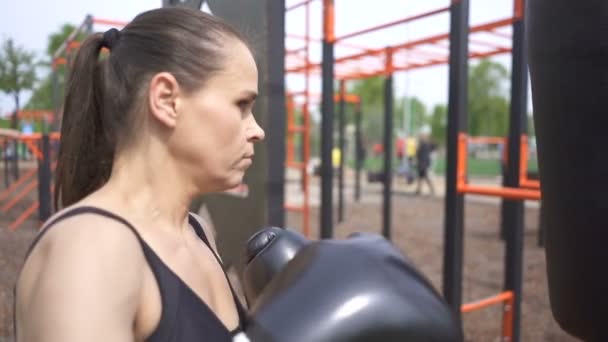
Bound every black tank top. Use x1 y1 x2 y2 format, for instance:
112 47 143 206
15 206 248 342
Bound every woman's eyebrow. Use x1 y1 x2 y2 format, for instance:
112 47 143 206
240 90 258 101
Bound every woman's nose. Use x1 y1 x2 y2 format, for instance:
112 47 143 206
248 115 265 142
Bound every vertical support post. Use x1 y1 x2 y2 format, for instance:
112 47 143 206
302 103 311 236
354 102 362 202
51 67 60 131
12 138 19 181
38 134 51 222
338 80 346 223
267 0 286 228
3 139 8 188
382 48 394 240
504 1 527 340
320 0 335 238
443 0 469 320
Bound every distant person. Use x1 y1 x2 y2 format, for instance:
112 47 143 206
415 128 437 195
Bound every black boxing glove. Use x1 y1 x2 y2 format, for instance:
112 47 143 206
234 232 463 342
240 227 309 305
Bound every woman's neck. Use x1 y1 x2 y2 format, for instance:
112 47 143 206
93 147 196 232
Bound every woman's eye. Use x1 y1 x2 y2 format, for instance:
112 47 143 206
237 100 250 111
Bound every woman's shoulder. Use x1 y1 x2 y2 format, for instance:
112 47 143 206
15 205 147 341
25 205 148 277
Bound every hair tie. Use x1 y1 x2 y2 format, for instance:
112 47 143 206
101 28 120 50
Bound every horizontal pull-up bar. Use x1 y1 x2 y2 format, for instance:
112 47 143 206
334 6 450 42
457 133 541 201
288 16 516 76
92 18 128 27
458 183 541 201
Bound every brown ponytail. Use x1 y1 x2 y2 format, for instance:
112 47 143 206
54 33 113 209
54 7 249 210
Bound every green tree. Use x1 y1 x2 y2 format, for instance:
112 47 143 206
399 96 428 135
430 104 447 145
349 77 429 144
0 38 38 128
468 59 509 137
25 23 77 110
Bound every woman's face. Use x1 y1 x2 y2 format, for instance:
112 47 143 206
170 39 264 193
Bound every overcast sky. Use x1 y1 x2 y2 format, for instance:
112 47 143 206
0 0 529 122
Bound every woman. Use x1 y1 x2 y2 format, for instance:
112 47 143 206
14 7 264 342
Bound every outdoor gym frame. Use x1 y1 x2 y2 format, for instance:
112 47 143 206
286 0 533 340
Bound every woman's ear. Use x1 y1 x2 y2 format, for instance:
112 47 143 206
148 72 180 128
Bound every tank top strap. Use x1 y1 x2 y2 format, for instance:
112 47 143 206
187 214 249 328
23 206 148 262
17 206 182 342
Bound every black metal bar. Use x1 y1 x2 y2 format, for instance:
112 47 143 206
38 134 52 222
51 69 60 131
3 140 8 188
503 3 527 340
354 104 362 202
12 139 19 181
320 0 335 239
266 0 286 227
442 0 469 320
338 80 345 223
382 69 393 240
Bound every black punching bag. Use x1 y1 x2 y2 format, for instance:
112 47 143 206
527 1 608 341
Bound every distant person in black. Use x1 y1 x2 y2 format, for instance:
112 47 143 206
415 129 437 195
14 8 264 342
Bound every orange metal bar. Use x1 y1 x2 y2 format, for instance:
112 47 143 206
22 139 43 160
458 184 541 201
458 133 468 185
52 17 88 59
52 57 67 69
461 291 514 340
519 135 528 187
334 93 361 103
521 179 540 189
457 133 540 200
0 168 37 202
14 110 53 120
287 91 361 105
285 204 306 213
337 44 511 80
288 125 306 133
468 136 505 145
323 0 335 43
92 18 128 27
385 47 394 74
286 161 306 169
335 6 450 42
9 201 39 231
289 17 516 76
519 135 540 189
67 40 81 52
1 180 38 212
514 0 524 20
461 291 513 313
